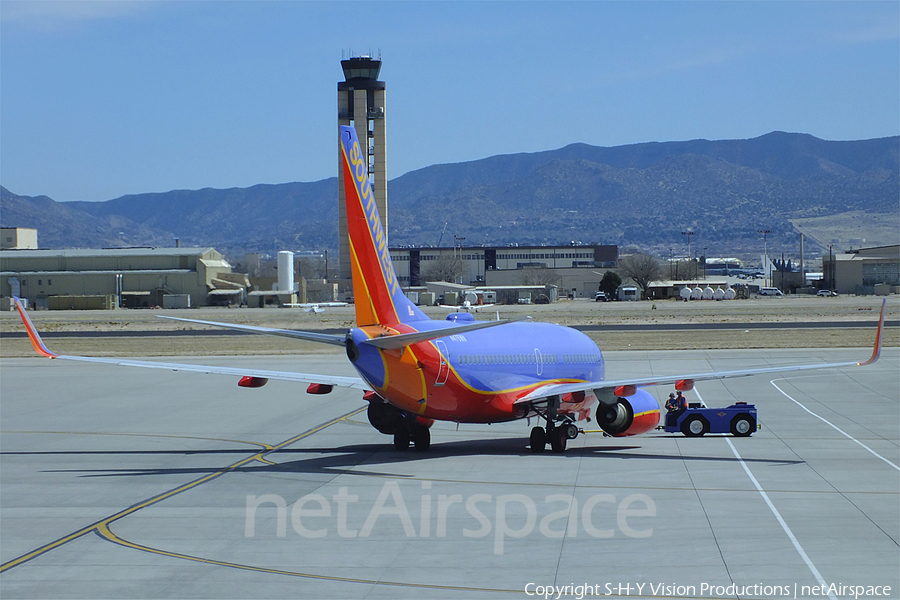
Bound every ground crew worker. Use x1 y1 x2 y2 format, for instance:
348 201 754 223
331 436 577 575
665 393 679 427
665 393 678 412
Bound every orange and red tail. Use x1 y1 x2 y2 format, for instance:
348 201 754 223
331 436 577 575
339 126 429 327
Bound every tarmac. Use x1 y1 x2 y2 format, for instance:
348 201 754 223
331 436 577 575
1 348 898 599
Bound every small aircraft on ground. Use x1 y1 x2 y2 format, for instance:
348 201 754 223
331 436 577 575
284 302 348 313
14 126 885 453
439 299 495 313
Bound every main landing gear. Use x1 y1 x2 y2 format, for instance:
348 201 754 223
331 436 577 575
529 396 580 453
393 423 431 452
366 399 432 452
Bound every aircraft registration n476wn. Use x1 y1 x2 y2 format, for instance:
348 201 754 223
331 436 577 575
14 126 886 453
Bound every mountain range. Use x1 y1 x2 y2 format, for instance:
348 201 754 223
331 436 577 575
2 131 897 260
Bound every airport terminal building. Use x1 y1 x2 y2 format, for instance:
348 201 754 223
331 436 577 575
389 244 618 298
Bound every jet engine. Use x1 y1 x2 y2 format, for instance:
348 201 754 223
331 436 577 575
594 388 660 437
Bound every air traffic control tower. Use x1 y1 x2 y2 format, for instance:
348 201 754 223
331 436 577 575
338 55 386 291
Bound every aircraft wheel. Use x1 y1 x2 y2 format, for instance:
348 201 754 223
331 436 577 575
681 415 709 437
393 425 410 450
549 427 567 453
530 426 546 453
730 414 755 437
413 426 431 452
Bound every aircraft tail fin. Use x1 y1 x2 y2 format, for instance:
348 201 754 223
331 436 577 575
339 126 429 327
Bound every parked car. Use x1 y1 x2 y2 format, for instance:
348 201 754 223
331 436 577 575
759 287 783 296
594 291 609 302
817 289 838 297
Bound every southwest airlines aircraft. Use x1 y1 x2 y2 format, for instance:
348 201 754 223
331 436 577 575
14 126 885 454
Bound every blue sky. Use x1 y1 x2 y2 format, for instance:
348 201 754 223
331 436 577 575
1 1 897 202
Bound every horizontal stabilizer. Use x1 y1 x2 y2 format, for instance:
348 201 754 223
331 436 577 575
158 316 346 346
361 319 516 350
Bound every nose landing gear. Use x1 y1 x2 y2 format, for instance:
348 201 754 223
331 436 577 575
529 396 580 454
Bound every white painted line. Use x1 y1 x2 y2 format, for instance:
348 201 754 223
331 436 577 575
693 386 837 600
770 378 900 472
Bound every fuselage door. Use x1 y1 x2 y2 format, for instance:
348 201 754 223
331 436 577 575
435 340 450 387
534 348 543 377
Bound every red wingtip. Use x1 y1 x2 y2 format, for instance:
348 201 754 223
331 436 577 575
858 299 886 366
13 298 57 358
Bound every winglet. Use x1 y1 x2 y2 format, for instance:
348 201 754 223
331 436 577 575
13 297 57 358
857 299 886 366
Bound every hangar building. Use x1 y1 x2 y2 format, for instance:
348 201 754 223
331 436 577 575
822 245 900 295
1 247 243 309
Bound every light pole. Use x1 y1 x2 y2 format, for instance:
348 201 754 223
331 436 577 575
453 236 466 283
453 236 466 258
758 229 772 287
681 231 695 280
702 247 707 280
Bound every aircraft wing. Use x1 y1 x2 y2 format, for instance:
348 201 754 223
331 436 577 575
516 299 885 405
12 298 368 390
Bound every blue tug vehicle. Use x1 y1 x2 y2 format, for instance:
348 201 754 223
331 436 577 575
663 402 758 437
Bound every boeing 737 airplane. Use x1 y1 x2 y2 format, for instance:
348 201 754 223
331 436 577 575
14 126 885 453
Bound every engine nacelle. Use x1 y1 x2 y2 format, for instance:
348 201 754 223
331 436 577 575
595 388 660 437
